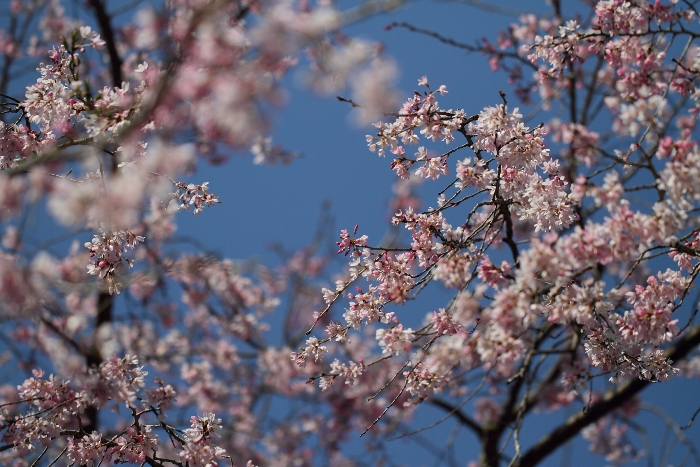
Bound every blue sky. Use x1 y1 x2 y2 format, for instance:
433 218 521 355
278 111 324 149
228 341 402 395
183 0 551 262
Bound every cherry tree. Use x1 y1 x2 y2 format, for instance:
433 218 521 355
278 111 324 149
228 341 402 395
0 0 700 466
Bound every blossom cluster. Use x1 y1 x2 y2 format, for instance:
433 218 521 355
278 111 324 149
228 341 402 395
85 228 145 294
366 80 465 179
4 370 81 454
179 414 228 467
0 357 233 467
171 181 221 215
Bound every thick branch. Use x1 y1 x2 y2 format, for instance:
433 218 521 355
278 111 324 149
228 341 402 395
430 398 484 436
83 291 113 434
87 0 123 86
517 323 700 467
500 202 519 265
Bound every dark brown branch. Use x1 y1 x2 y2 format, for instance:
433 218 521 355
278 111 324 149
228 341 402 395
386 21 479 52
87 0 123 86
83 291 113 435
430 397 484 436
500 202 519 264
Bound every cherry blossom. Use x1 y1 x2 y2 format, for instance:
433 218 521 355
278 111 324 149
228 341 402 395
2 1 700 467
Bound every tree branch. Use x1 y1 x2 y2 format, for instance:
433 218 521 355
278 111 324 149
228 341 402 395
430 397 484 436
517 323 700 467
87 0 123 86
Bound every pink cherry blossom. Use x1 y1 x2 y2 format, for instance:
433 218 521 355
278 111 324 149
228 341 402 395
3 2 700 467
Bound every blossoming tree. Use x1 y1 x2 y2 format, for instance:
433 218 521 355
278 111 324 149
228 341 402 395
0 0 699 466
